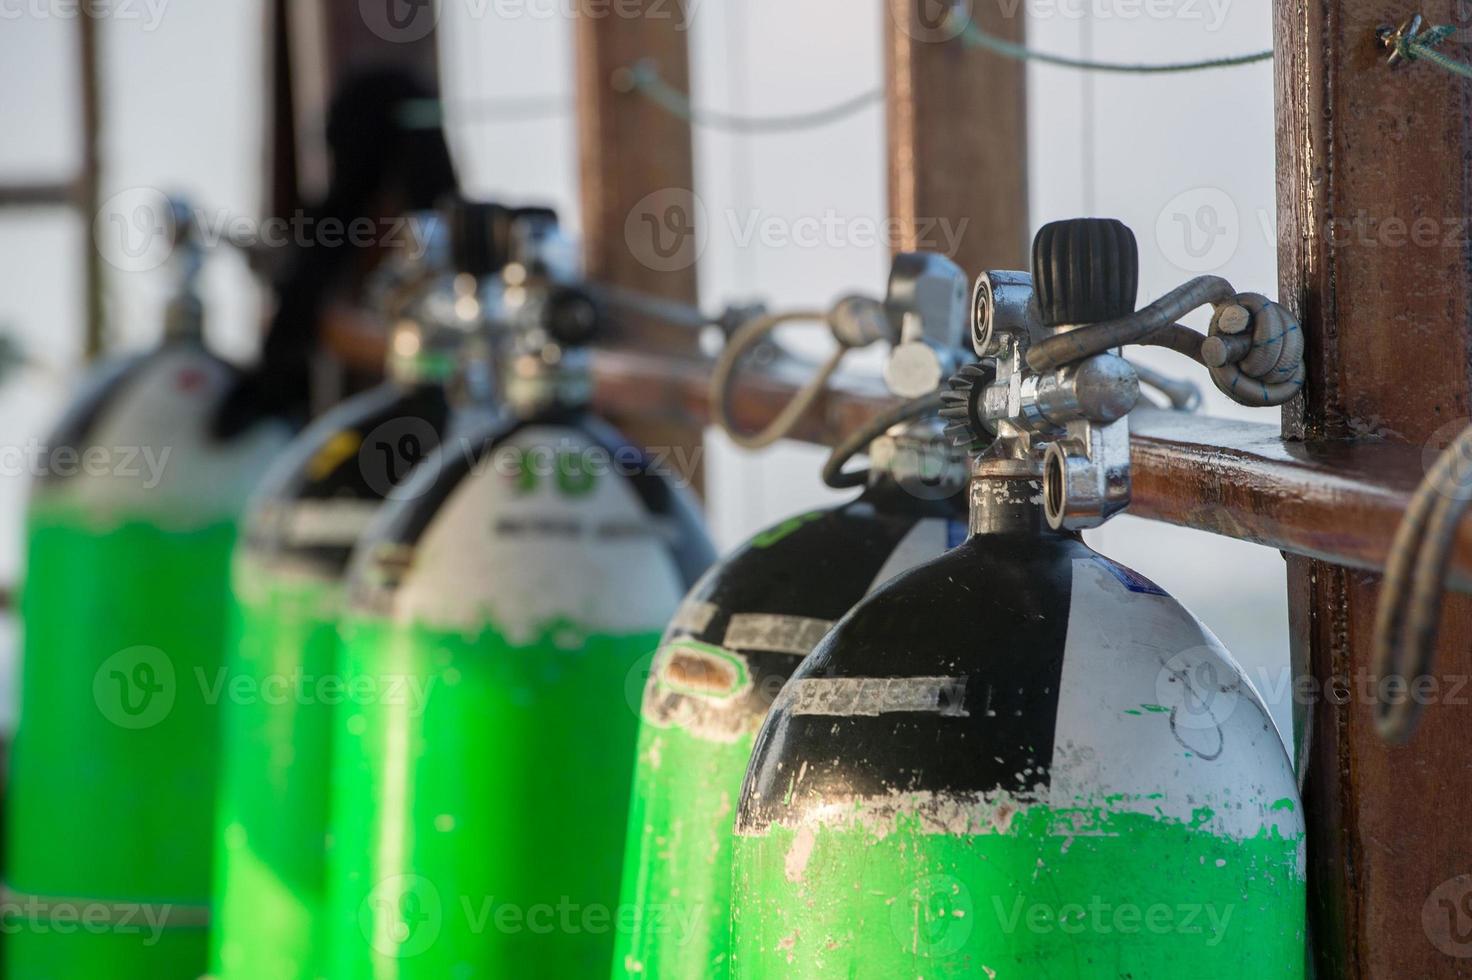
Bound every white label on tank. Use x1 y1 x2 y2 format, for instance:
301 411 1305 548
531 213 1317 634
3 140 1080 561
1046 557 1303 846
668 599 719 635
278 499 383 547
723 614 833 656
46 348 289 526
394 425 686 642
787 676 970 718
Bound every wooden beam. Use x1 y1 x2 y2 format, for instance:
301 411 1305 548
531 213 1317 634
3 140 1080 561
278 1 442 205
591 349 1472 590
264 0 298 223
0 182 76 210
885 0 1029 274
77 5 103 358
1276 1 1472 974
574 7 704 494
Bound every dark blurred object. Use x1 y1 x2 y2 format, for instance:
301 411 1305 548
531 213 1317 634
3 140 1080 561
214 65 458 438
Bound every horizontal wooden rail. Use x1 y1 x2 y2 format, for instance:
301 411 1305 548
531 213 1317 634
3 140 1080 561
591 347 1472 591
0 181 78 210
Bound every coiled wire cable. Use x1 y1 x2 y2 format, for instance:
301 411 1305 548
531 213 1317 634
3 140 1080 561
710 299 893 450
1373 423 1472 742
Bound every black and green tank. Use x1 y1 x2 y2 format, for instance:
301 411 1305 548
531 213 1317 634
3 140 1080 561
613 249 977 979
730 483 1306 978
209 383 452 979
208 201 508 980
613 481 965 978
729 223 1306 979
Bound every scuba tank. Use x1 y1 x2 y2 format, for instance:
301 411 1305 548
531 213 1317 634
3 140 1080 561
5 202 290 979
730 219 1306 978
208 200 507 979
613 253 975 979
326 207 715 977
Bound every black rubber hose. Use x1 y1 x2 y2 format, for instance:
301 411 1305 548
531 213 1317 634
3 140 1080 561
821 390 947 490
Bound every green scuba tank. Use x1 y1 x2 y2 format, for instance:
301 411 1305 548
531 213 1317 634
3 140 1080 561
208 201 510 979
730 220 1306 978
325 207 716 977
5 208 290 979
612 253 974 978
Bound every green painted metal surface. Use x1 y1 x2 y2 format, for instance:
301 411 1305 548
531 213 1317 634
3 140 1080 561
6 507 238 979
325 613 660 977
616 704 754 976
209 559 339 979
731 802 1306 978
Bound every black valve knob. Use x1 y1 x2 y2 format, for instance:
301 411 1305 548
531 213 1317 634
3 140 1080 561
1031 218 1138 327
448 199 514 278
544 286 601 347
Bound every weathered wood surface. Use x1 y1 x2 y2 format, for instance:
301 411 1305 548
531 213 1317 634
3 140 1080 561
574 7 705 492
1276 0 1472 974
885 0 1029 275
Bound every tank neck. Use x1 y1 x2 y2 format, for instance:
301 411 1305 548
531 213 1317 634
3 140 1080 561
162 293 205 344
866 417 969 500
968 474 1047 536
385 342 455 387
503 348 592 421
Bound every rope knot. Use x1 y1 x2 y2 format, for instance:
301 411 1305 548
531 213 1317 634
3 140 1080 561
1379 15 1469 77
1202 294 1306 408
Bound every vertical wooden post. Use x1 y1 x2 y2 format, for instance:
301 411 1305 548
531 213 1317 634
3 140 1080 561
78 4 103 358
1276 1 1472 974
264 0 299 223
885 0 1029 274
574 8 705 494
273 0 442 208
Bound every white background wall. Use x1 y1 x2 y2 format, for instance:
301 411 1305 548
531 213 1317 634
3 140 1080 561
0 0 1291 736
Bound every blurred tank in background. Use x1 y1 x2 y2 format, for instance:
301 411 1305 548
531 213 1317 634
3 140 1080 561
325 207 715 977
5 204 293 979
209 199 512 980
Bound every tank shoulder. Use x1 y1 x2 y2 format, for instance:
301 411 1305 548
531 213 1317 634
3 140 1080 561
678 501 960 629
239 384 454 570
251 384 452 506
739 537 1300 846
343 414 694 639
563 414 716 587
40 352 150 459
31 343 289 522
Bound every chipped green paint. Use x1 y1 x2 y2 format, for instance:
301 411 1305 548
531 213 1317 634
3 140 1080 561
7 508 240 979
210 561 341 979
612 634 777 978
749 512 823 550
656 640 752 701
614 722 753 977
326 613 659 978
731 803 1306 979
